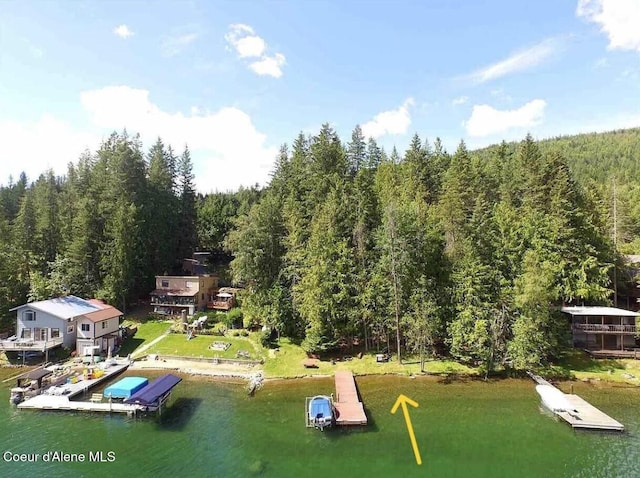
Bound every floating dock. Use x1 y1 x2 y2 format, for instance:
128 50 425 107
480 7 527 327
334 371 367 426
527 372 624 431
16 394 138 414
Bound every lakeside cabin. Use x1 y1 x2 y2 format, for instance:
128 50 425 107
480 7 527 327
562 306 640 358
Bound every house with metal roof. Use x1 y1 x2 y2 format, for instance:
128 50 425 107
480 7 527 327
0 296 123 359
562 306 640 358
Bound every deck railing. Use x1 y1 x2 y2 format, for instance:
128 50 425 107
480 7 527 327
573 323 638 333
0 336 64 351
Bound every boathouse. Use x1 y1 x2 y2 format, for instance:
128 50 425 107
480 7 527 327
562 306 640 358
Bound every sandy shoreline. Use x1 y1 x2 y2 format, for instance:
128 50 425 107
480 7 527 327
128 357 260 379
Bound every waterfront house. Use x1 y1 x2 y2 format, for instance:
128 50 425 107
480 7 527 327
75 299 123 356
0 296 123 359
562 306 640 358
150 275 218 316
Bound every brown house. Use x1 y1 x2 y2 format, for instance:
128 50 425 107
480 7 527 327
150 275 218 316
563 306 640 358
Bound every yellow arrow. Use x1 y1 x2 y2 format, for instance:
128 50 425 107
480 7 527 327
391 394 422 465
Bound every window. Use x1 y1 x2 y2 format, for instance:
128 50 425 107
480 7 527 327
51 328 60 338
161 280 169 288
201 293 205 300
81 323 90 332
24 310 36 321
67 325 74 334
21 328 31 339
102 321 107 329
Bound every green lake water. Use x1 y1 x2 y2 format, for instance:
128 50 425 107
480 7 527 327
0 371 639 478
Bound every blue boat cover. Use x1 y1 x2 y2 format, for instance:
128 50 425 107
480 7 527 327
124 374 182 406
310 396 332 418
104 377 149 399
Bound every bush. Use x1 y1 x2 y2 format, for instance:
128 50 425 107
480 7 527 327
208 323 227 336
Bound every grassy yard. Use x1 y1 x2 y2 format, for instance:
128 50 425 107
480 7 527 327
144 333 262 360
262 338 478 378
546 350 640 384
113 318 640 384
118 319 171 356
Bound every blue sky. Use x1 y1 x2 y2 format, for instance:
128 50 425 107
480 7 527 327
1 0 639 192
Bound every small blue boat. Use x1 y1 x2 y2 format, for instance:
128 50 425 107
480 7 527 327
308 395 333 431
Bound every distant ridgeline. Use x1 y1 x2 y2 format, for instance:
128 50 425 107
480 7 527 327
473 128 640 185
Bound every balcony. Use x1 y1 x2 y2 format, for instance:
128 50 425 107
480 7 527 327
0 336 64 351
573 323 638 334
150 298 195 307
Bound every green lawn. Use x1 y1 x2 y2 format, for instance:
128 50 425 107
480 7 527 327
547 350 640 384
118 319 171 356
262 338 478 378
144 333 262 360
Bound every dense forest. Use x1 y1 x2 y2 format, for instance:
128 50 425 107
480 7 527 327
1 127 639 373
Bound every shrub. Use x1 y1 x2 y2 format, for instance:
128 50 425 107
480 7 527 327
208 323 227 336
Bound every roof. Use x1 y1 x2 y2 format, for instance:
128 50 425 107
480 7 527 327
561 306 640 317
87 299 109 309
79 306 123 323
150 288 198 297
124 374 182 406
26 369 53 381
10 295 103 318
104 377 149 399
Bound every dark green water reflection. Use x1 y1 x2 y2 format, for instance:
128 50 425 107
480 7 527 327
0 372 638 478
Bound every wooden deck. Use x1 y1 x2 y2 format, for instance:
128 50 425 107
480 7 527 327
527 371 624 431
334 371 367 426
585 349 640 359
557 395 624 431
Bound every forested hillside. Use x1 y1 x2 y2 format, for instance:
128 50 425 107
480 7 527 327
1 126 638 372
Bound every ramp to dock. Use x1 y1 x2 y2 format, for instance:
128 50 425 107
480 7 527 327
334 371 367 426
527 371 624 431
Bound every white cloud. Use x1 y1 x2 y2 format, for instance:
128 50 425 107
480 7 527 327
464 38 559 84
113 24 134 39
225 23 286 78
452 96 468 105
79 86 277 192
577 0 640 52
0 87 278 193
0 115 98 183
249 53 286 78
361 98 414 139
463 99 547 137
162 32 198 57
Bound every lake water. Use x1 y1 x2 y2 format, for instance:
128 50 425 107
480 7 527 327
1 370 639 478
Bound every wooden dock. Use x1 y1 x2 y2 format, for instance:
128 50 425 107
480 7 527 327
334 371 367 426
527 371 624 431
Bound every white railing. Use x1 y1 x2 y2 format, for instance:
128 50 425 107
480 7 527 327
573 324 637 333
0 336 64 351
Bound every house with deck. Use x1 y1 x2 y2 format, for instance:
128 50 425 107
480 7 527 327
150 275 218 316
0 296 123 359
75 300 123 356
562 306 640 358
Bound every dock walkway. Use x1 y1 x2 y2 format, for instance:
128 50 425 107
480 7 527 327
527 371 624 431
334 371 367 426
17 394 138 414
17 359 131 411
